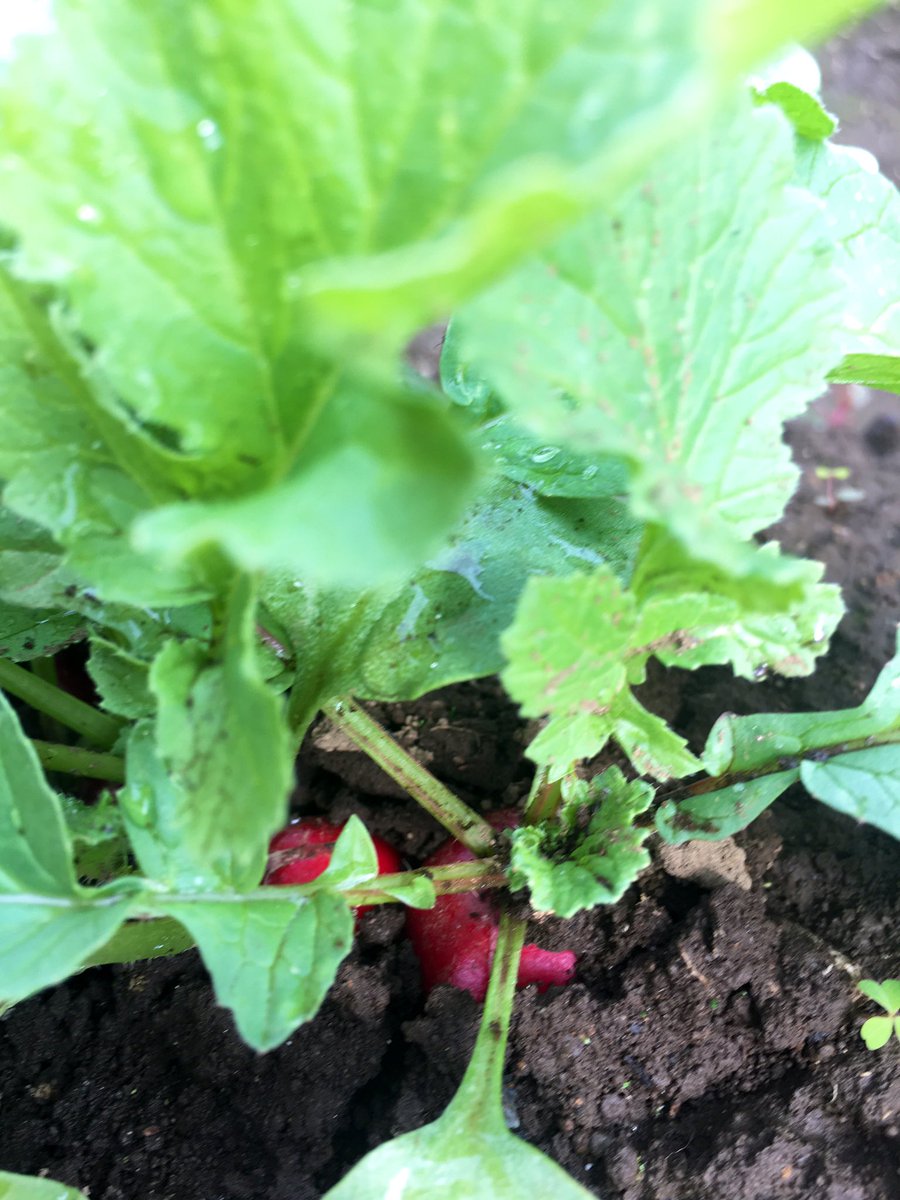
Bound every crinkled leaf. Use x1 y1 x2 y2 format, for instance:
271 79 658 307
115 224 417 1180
509 768 654 916
502 567 699 779
655 769 798 844
631 532 843 679
452 102 844 593
264 477 640 734
860 1016 895 1051
802 745 900 841
0 1172 88 1200
121 575 292 891
704 633 900 775
160 892 353 1053
859 979 900 1014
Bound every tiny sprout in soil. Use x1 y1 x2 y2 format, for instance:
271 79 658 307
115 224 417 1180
0 3 898 1198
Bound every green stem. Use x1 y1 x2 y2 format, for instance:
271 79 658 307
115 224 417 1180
327 698 496 856
0 657 123 749
523 765 564 826
32 739 126 783
445 910 526 1133
343 858 507 905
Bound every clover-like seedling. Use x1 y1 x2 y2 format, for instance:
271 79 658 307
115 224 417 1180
858 979 900 1050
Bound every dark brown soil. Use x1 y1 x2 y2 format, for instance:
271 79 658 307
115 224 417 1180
2 14 900 1200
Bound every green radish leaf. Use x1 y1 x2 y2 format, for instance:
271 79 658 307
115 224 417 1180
704 633 900 776
0 270 210 607
860 1015 895 1051
509 768 654 916
0 599 83 661
501 566 701 780
87 635 155 719
133 381 478 588
319 816 378 890
0 1171 88 1200
324 1116 596 1199
785 90 900 395
655 770 799 845
829 353 900 395
753 81 836 141
370 873 436 910
858 979 900 1014
264 476 640 736
81 915 195 969
121 575 292 891
160 892 353 1053
451 101 844 594
0 690 137 1002
802 745 900 841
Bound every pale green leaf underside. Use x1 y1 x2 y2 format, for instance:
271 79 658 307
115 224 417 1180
162 892 353 1053
452 102 844 586
0 1170 88 1200
325 1122 594 1200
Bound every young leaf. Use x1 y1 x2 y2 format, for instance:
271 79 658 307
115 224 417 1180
509 768 654 916
87 635 154 720
0 1171 88 1200
860 1016 896 1052
0 690 136 1002
450 102 844 592
753 81 836 141
159 892 353 1053
858 979 900 1014
0 270 212 607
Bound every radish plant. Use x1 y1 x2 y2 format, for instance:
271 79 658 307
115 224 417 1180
0 2 898 1196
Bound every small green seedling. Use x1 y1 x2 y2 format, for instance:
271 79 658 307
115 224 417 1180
857 979 900 1050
